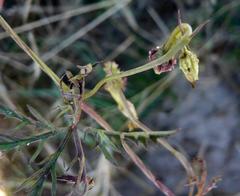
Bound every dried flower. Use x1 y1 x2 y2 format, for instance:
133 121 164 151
104 62 138 129
104 61 125 104
149 46 177 75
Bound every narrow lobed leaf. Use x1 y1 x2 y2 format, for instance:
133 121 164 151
0 105 31 124
0 130 61 151
50 166 57 196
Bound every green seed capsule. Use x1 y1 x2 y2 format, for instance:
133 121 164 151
179 47 199 87
163 23 192 53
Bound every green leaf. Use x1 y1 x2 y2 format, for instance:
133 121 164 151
14 121 30 130
0 131 58 151
121 130 176 142
97 130 119 164
30 176 45 196
80 128 176 162
0 134 16 142
0 105 31 124
80 128 120 163
30 141 45 163
34 154 55 166
27 105 53 129
50 166 57 196
80 130 98 148
17 168 45 193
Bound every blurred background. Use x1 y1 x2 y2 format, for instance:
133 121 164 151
0 0 240 195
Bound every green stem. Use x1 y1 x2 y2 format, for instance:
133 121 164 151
116 130 176 138
83 35 190 100
0 15 190 101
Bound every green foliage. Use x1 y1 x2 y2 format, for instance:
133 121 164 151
0 104 66 152
0 11 210 196
0 105 31 124
80 128 120 164
29 142 44 164
81 128 176 163
50 166 57 196
0 131 60 151
97 129 120 164
17 130 71 195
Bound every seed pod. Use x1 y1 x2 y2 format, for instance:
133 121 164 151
163 23 192 53
179 47 199 87
149 23 192 75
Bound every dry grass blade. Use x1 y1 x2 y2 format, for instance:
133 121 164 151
40 0 132 62
0 15 68 91
105 36 135 61
0 76 16 110
147 7 169 38
0 52 28 71
136 70 177 114
191 20 210 38
0 1 116 40
113 0 138 30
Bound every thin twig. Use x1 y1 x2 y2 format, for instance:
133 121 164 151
121 138 175 196
80 102 114 132
147 7 169 38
